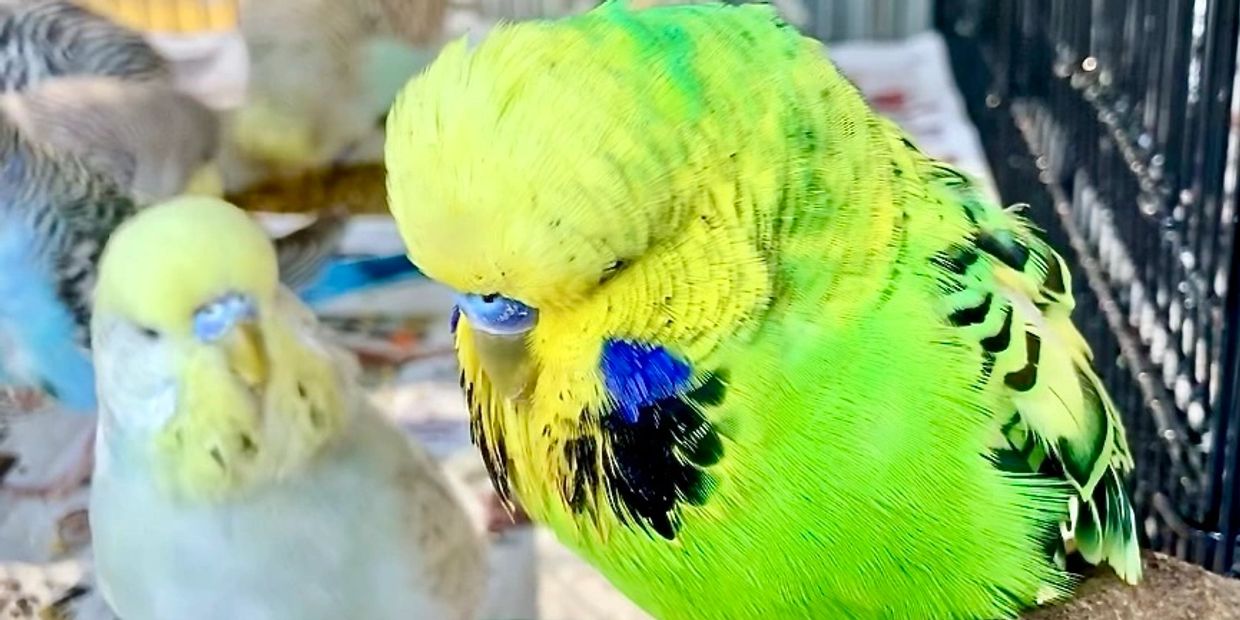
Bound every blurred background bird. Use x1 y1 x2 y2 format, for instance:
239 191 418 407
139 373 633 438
0 0 169 90
0 101 349 498
0 76 223 202
0 0 424 498
89 197 485 620
0 1 320 494
216 0 450 191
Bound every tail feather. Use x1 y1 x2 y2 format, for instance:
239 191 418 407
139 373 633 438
273 209 347 290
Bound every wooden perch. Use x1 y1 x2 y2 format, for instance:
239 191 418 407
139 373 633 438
227 163 390 216
1026 551 1240 619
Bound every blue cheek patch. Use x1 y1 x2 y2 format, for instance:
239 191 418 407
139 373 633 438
450 305 461 334
599 339 694 424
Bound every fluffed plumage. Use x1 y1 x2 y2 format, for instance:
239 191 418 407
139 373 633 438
89 197 485 620
384 3 1142 618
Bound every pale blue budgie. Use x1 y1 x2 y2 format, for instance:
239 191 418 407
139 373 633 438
0 111 346 496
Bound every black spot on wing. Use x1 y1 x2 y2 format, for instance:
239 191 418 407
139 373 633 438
980 305 1014 353
931 163 972 189
979 352 997 384
931 245 979 276
1003 333 1042 391
949 293 992 327
976 231 1031 271
1043 254 1067 295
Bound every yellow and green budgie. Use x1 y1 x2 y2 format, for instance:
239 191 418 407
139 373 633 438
385 2 1143 618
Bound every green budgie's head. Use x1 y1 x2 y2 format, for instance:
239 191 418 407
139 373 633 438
93 197 344 502
387 2 882 517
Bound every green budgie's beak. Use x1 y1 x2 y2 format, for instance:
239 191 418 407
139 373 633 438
456 293 539 402
472 332 538 402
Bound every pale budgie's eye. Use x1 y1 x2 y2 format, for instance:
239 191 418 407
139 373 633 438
193 293 256 343
455 293 538 336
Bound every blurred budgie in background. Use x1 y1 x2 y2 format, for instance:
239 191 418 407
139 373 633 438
217 0 449 190
0 0 222 203
0 104 347 496
386 2 1142 618
0 104 132 425
89 197 485 620
0 76 222 202
0 0 437 498
0 0 169 90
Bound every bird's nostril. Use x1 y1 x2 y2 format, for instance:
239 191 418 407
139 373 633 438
481 293 498 303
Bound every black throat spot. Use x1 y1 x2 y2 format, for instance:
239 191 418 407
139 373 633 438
565 371 729 540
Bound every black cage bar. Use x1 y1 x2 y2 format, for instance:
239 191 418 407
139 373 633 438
937 0 1240 575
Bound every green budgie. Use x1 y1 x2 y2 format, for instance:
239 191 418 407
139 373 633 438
89 197 485 620
384 3 1143 618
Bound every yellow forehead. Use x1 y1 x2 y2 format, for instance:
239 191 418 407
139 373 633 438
94 196 278 334
384 21 701 308
384 3 806 309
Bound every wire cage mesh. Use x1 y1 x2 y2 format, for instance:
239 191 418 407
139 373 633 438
937 0 1240 575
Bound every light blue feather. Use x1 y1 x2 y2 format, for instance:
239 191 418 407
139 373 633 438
0 221 95 412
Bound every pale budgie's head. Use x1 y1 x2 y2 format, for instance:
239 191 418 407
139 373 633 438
384 2 858 513
93 197 344 501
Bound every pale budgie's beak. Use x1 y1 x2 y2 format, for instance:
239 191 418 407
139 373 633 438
193 293 267 387
456 293 539 402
